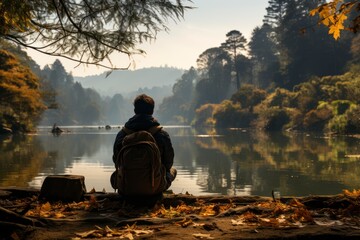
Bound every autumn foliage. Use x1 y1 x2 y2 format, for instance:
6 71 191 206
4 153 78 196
0 49 45 132
310 0 360 39
3 189 360 239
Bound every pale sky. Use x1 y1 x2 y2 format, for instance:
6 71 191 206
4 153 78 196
27 0 269 77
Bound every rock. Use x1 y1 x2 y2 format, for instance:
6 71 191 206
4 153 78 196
51 127 63 134
0 190 11 198
0 127 12 135
40 175 87 202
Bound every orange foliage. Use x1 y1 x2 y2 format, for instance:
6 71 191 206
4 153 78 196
0 49 45 131
310 0 360 40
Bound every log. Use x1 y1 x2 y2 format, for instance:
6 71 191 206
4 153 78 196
0 187 39 198
0 221 36 240
0 206 43 227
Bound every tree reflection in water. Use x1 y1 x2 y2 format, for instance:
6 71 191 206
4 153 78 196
183 128 360 197
0 134 48 187
1 127 359 197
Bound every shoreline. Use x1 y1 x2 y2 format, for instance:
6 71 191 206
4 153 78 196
2 187 360 239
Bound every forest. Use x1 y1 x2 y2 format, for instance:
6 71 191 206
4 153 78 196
0 41 133 130
0 0 360 134
157 0 360 134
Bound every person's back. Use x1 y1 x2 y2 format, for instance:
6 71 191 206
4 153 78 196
111 94 176 205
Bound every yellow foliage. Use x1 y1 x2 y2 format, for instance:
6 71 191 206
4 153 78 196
75 224 153 239
310 0 358 39
0 49 45 131
343 189 360 198
233 199 314 228
25 200 92 218
12 191 360 237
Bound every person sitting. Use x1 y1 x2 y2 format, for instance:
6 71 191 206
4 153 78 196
111 94 176 204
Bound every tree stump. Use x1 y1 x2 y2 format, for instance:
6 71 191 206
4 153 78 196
40 175 86 202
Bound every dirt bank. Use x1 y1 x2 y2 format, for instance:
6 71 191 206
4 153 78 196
2 187 360 239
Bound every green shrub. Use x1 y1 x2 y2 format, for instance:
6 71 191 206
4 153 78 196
213 100 256 128
230 84 267 110
327 115 348 134
325 101 359 134
331 100 352 115
286 108 303 130
303 102 333 131
255 106 290 131
192 104 217 127
345 105 360 133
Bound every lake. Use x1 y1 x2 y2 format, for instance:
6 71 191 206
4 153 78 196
1 126 360 197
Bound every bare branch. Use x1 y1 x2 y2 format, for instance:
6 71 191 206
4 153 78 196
0 0 193 70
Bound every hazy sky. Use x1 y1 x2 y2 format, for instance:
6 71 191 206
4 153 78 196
27 0 269 77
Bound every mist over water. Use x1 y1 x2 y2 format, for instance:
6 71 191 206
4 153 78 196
1 126 360 197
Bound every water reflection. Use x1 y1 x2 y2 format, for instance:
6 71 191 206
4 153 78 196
0 134 48 187
1 127 359 197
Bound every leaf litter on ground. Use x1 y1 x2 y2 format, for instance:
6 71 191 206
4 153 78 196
5 188 360 238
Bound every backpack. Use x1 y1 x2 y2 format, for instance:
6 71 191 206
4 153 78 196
111 126 167 196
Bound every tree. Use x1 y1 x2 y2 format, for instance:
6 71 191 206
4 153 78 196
48 59 67 89
197 48 228 77
350 32 360 63
195 47 232 107
264 0 353 89
220 30 247 89
264 0 288 28
106 93 130 124
249 24 280 88
39 60 106 125
0 49 45 132
310 0 360 40
158 67 196 124
0 40 41 75
0 0 192 69
263 0 290 47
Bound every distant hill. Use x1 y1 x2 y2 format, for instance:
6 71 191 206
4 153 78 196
74 66 185 96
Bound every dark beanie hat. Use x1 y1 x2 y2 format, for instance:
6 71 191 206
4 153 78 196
134 94 154 115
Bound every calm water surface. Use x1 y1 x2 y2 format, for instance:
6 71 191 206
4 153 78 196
1 126 360 197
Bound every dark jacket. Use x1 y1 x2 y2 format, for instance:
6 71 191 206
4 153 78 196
113 114 174 174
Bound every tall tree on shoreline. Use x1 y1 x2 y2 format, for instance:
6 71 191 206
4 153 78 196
264 0 288 33
249 24 279 89
158 67 197 124
221 30 247 90
195 47 232 107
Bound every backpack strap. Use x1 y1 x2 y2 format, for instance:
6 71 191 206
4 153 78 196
122 127 134 135
147 125 162 135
